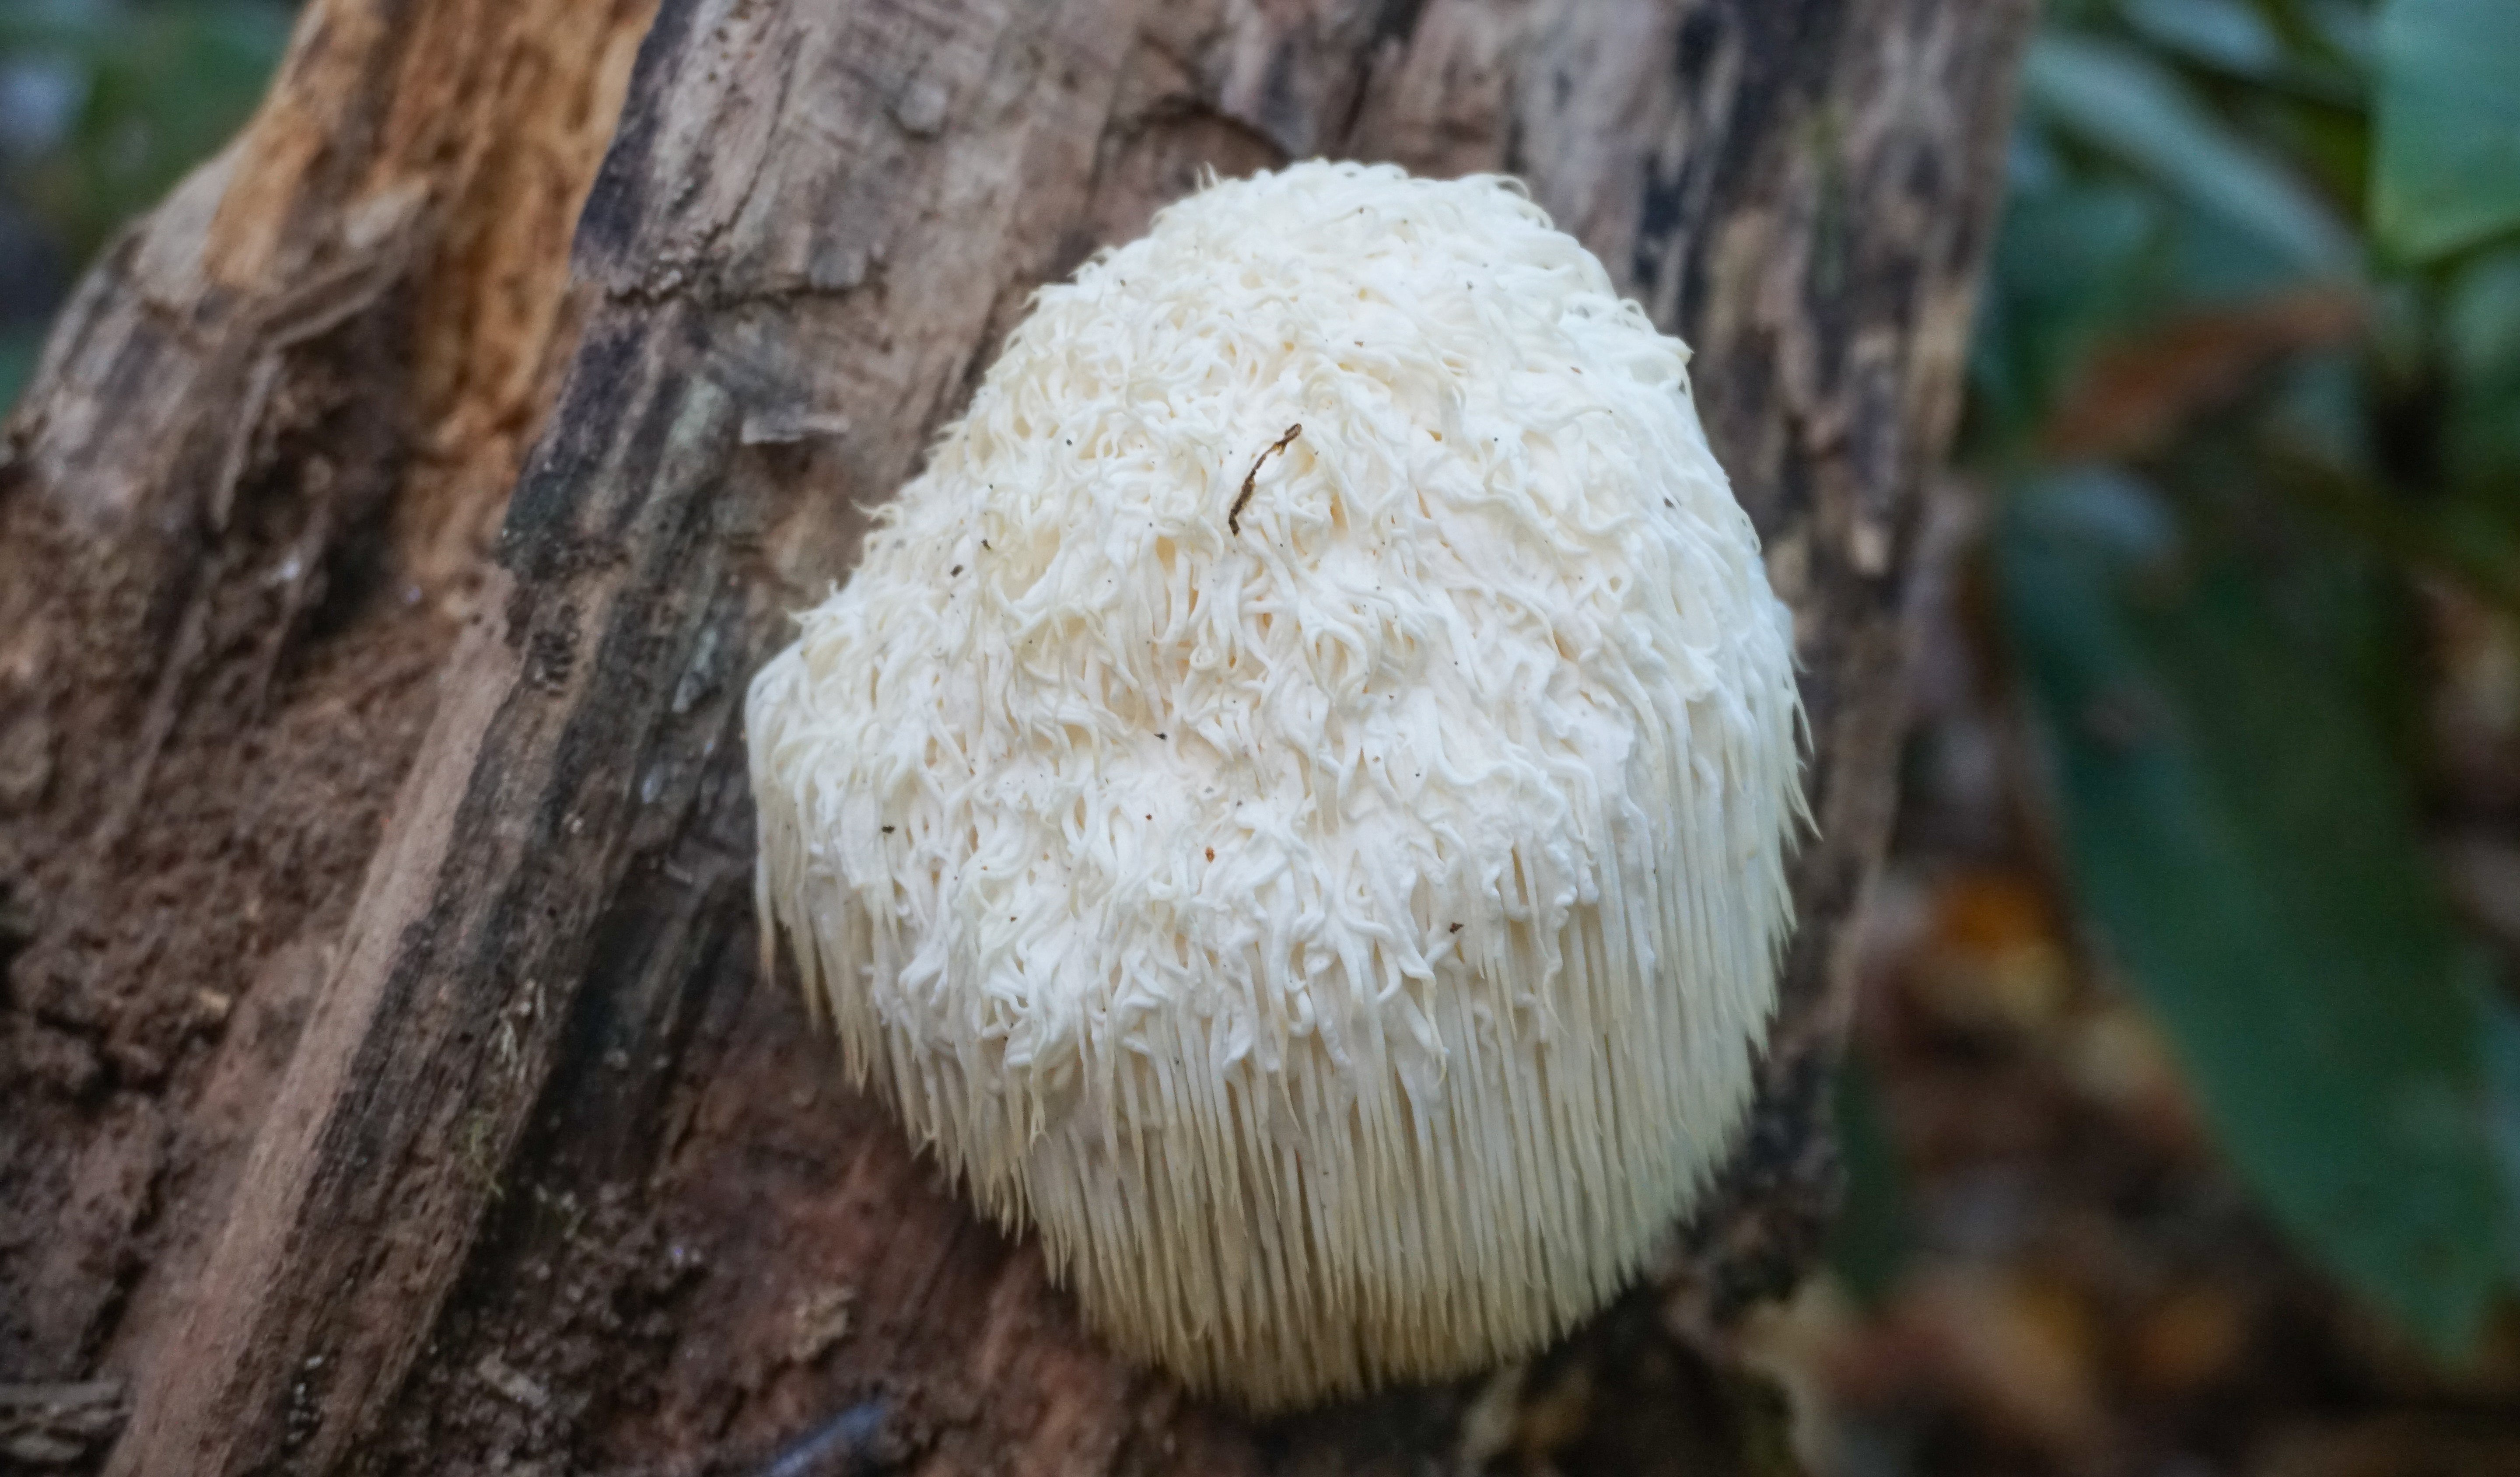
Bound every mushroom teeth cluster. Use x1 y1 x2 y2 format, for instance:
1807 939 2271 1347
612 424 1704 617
746 159 1805 1408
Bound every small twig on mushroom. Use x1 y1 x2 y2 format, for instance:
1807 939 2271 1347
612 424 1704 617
1228 423 1303 536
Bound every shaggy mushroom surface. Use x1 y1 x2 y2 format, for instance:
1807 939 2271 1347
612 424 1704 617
748 161 1803 1406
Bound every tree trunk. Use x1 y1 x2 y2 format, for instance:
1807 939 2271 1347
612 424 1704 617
0 1 2026 1472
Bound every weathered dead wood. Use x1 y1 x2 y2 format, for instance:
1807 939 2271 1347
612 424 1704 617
0 1 2027 1473
0 0 657 1456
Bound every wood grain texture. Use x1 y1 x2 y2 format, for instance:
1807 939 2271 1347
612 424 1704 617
1 5 655 1473
0 1 2027 1472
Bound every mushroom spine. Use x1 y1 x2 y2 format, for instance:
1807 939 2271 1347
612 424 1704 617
746 160 1805 1407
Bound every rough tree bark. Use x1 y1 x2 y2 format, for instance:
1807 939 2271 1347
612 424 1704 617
0 1 2026 1472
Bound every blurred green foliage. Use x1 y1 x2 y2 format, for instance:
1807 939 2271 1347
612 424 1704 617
0 0 293 406
2373 0 2520 261
1957 0 2520 1360
1828 1052 1916 1311
2000 469 2509 1355
8 0 2520 1378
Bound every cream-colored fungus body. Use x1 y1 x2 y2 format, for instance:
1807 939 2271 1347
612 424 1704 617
747 161 1804 1407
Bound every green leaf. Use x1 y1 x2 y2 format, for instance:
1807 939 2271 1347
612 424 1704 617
2444 249 2520 489
2025 32 2356 276
2373 0 2520 261
1997 469 2513 1359
2118 0 2283 79
2446 248 2520 380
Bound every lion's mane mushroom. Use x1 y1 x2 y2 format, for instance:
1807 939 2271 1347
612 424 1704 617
746 160 1804 1407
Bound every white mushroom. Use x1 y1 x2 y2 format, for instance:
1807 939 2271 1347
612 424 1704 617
746 160 1805 1407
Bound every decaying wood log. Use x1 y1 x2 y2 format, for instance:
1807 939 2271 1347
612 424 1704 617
0 1 2028 1472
